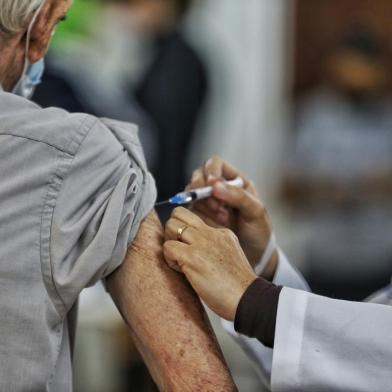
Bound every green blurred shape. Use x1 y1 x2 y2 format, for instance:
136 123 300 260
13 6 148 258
51 0 103 50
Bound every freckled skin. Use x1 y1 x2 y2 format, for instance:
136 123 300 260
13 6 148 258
107 211 237 391
164 208 258 322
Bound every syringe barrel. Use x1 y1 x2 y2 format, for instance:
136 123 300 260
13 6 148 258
193 186 213 200
192 177 244 201
170 177 245 205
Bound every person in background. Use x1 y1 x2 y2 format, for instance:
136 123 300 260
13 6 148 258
128 0 208 218
163 156 392 391
283 25 392 300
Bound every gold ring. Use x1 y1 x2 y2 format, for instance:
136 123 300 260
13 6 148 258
177 225 189 241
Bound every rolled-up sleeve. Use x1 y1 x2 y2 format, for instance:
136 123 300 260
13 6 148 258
47 118 156 315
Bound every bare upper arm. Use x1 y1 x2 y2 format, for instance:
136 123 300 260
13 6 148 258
107 210 236 391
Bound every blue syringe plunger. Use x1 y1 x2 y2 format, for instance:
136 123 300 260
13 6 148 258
169 192 194 205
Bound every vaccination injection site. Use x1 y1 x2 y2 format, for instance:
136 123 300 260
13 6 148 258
1 0 392 391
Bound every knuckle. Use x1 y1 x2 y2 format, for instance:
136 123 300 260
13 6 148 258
172 206 185 218
219 227 236 240
229 230 239 243
191 169 201 181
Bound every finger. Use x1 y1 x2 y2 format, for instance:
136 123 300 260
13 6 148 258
215 207 231 226
193 211 222 228
193 202 232 228
204 156 240 184
206 197 223 212
163 240 189 272
192 201 219 219
186 168 206 190
191 204 224 228
193 197 222 214
171 206 206 229
165 217 200 244
212 182 264 221
190 197 222 216
165 258 183 273
244 179 258 197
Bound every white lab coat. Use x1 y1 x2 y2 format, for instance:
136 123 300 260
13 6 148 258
223 251 392 391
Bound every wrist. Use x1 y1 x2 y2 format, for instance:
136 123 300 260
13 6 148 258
254 233 277 278
229 273 258 321
260 249 278 281
234 278 282 348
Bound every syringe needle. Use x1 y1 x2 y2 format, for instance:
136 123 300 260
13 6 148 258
155 200 171 207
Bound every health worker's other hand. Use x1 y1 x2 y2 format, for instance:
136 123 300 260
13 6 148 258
164 207 258 321
188 156 277 278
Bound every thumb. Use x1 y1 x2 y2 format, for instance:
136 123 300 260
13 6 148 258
213 182 264 221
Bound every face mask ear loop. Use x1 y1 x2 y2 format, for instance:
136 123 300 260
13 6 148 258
21 1 46 75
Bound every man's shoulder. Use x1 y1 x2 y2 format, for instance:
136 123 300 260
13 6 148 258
0 91 99 156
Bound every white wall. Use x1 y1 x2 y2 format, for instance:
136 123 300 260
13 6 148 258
185 4 299 387
186 0 292 204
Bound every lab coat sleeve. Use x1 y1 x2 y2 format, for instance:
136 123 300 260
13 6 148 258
272 288 392 392
222 249 310 389
272 249 310 291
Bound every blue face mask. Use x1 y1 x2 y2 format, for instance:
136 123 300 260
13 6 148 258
12 1 46 99
12 58 45 99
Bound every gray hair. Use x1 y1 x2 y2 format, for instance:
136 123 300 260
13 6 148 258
0 0 43 35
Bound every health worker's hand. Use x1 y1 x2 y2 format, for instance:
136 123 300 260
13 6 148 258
164 207 258 321
188 156 277 279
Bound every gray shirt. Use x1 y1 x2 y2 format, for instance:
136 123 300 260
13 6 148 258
0 87 156 391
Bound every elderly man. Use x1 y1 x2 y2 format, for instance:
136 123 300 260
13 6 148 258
164 156 392 391
0 1 236 391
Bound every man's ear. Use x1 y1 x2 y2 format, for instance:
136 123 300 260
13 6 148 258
26 3 55 64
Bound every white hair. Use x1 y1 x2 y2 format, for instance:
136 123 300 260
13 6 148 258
0 0 43 35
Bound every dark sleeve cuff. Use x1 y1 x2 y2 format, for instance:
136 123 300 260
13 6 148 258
234 278 282 348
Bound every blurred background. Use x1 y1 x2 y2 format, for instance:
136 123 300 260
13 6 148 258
32 0 392 390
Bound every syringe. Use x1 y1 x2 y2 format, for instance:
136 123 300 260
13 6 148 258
155 177 245 207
